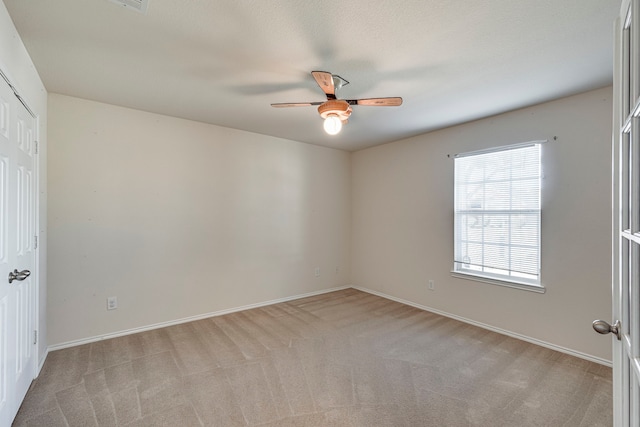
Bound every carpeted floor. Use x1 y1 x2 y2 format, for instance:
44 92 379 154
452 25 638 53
13 288 612 426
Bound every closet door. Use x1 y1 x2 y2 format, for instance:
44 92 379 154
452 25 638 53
0 76 37 425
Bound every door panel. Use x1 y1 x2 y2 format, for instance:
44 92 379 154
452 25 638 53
0 72 17 427
0 75 37 425
613 1 640 425
13 82 36 416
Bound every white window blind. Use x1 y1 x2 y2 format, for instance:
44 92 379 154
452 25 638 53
454 143 541 285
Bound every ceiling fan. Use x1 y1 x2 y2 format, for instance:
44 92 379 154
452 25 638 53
271 71 403 135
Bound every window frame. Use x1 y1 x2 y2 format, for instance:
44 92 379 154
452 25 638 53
451 140 546 293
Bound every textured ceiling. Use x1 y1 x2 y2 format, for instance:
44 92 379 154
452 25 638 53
4 0 621 151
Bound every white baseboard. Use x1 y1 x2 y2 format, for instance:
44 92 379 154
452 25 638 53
352 286 613 368
47 285 351 352
37 348 49 375
46 284 612 368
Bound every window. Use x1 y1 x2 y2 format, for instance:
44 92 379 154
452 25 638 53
453 142 542 290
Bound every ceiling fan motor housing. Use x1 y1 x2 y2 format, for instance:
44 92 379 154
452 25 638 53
318 99 352 123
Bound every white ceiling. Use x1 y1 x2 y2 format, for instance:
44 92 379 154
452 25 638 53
4 0 621 151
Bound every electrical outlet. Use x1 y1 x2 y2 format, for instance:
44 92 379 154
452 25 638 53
107 296 118 310
315 267 320 277
428 280 435 291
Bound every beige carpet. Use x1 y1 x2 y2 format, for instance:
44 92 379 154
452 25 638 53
13 288 612 426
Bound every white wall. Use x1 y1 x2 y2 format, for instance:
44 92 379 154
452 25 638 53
48 94 351 346
351 87 613 362
48 88 615 361
0 2 48 367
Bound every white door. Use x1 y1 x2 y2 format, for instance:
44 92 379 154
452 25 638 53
0 76 37 425
605 0 640 425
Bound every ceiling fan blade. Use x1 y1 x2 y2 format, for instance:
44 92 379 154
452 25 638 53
271 102 323 108
311 71 336 99
347 97 403 106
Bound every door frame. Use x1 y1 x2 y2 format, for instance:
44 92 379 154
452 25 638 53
612 3 624 422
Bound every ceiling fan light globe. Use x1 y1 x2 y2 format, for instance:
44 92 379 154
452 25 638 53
324 114 342 135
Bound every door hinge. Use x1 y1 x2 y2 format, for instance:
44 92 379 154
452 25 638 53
35 140 38 154
33 330 38 345
34 235 38 249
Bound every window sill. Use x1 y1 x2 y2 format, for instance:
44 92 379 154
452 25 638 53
450 271 546 294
